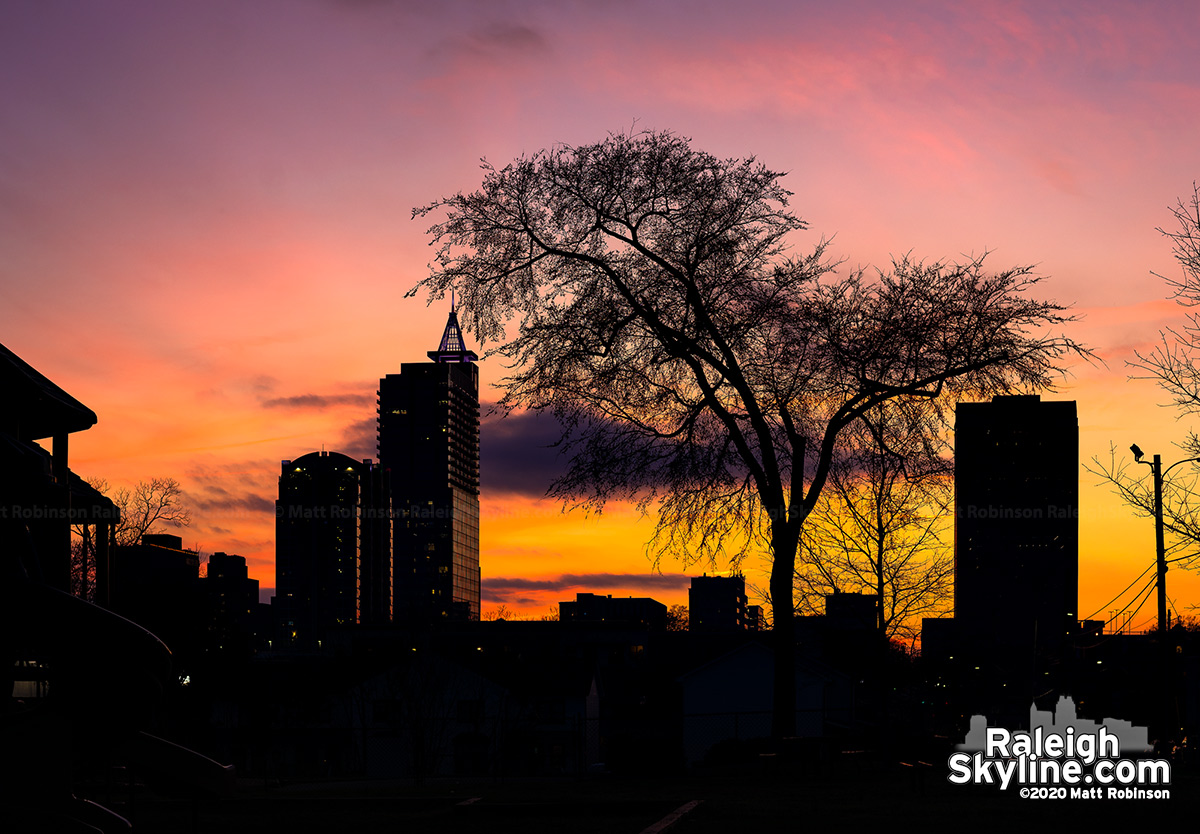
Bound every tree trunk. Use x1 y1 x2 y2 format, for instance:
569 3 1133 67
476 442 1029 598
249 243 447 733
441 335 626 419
876 558 886 644
770 532 798 738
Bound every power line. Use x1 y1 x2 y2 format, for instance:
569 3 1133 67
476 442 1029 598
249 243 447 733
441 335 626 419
1083 561 1156 622
1076 574 1159 649
1109 576 1158 634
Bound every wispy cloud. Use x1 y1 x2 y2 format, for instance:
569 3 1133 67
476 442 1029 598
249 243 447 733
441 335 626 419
427 22 552 72
186 485 275 514
338 417 378 460
484 572 691 595
480 405 567 497
262 393 375 409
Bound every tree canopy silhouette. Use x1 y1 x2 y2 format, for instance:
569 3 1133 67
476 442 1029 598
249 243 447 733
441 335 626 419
1090 184 1200 581
794 398 953 646
1132 183 1200 424
413 130 1088 736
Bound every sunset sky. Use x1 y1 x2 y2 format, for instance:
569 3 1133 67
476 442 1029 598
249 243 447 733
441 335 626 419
4 0 1200 628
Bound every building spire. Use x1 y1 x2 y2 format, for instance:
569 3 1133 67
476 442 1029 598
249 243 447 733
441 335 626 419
428 300 478 363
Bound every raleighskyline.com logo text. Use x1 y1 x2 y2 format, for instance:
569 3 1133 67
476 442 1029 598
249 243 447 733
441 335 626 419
947 696 1170 799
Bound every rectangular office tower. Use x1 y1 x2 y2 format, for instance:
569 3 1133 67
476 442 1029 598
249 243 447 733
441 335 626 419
954 395 1078 658
378 306 481 622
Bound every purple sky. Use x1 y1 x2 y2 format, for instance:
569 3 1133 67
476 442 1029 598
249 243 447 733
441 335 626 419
4 0 1200 621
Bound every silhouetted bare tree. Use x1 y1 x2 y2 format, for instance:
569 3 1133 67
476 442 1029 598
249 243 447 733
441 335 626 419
71 477 192 598
1088 444 1200 577
413 130 1088 736
481 604 514 621
794 400 953 645
1132 184 1200 426
1089 185 1200 574
666 603 689 632
112 477 192 547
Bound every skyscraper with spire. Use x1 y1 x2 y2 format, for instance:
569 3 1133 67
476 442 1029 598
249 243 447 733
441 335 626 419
377 303 481 622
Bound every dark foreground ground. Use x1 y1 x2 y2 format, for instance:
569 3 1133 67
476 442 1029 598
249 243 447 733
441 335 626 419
109 758 1196 834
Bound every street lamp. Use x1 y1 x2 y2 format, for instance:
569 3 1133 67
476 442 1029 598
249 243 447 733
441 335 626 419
1130 446 1200 745
1130 445 1200 633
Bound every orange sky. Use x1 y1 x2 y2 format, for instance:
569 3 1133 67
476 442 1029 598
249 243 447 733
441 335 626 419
4 1 1200 628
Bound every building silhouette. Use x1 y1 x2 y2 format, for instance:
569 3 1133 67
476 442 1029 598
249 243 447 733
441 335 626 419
207 551 267 657
2 346 234 823
688 574 751 633
275 451 390 649
111 533 201 609
208 551 259 626
109 533 204 663
559 592 668 631
746 604 765 631
824 591 878 630
953 394 1078 663
0 341 119 597
378 305 481 622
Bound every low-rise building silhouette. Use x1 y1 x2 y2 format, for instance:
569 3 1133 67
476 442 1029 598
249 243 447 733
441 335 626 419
207 550 268 657
109 533 204 661
1 342 234 823
0 341 119 595
688 574 752 633
560 592 668 631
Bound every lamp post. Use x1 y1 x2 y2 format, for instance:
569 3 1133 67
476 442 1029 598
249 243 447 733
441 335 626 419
1129 446 1200 633
1130 446 1200 746
1131 448 1168 634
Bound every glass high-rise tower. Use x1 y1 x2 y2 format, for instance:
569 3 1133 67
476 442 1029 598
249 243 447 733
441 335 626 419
275 451 390 649
377 306 481 622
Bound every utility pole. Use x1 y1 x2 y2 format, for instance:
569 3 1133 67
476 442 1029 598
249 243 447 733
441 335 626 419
1131 445 1200 747
1152 454 1167 635
1131 447 1185 634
